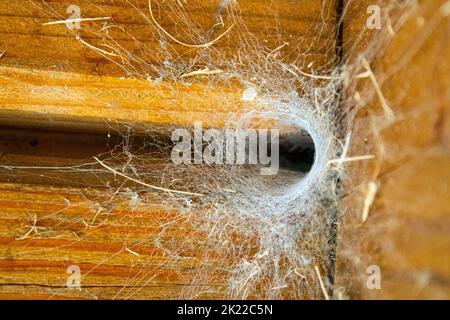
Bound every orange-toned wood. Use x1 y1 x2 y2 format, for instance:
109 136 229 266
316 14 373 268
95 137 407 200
334 0 450 299
0 181 229 299
0 0 340 299
0 66 250 131
0 0 338 131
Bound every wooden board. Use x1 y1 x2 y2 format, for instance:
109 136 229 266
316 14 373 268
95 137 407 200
334 0 450 299
0 0 341 299
0 0 338 131
2 0 448 300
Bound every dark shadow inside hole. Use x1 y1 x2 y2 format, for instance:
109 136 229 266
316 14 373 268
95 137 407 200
278 130 315 173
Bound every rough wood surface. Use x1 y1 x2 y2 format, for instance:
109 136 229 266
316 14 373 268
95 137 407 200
1 0 448 300
0 0 340 299
0 0 338 131
334 0 450 299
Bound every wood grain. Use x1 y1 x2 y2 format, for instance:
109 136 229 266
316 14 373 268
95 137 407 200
3 0 448 300
0 0 338 131
0 0 340 299
334 0 450 299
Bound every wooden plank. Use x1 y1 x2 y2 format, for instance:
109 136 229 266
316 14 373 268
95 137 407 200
0 0 338 131
0 66 248 131
0 182 229 299
0 0 341 299
334 0 450 299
